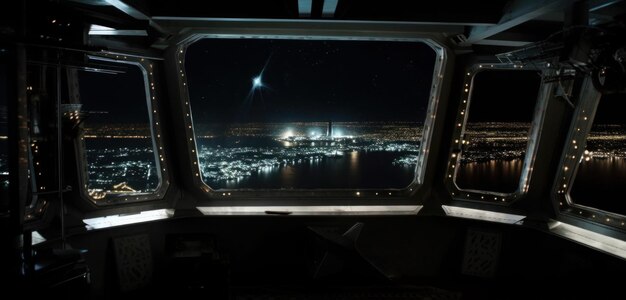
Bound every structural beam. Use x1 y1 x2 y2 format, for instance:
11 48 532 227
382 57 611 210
589 0 623 12
474 31 541 47
102 0 168 35
151 17 465 48
473 39 532 47
104 0 149 20
462 0 573 46
589 0 624 24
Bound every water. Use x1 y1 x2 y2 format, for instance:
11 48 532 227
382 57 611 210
196 136 418 189
456 157 626 215
571 158 626 215
455 159 524 193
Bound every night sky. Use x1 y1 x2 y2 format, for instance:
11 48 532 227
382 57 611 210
467 69 542 123
78 61 150 125
594 93 626 124
468 69 626 124
185 38 436 123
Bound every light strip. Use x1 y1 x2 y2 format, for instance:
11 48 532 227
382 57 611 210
32 231 46 246
89 24 115 31
298 0 313 17
197 205 422 215
83 209 174 230
88 24 147 36
322 0 339 18
442 205 526 224
89 29 147 36
549 220 626 259
152 16 496 27
104 0 150 20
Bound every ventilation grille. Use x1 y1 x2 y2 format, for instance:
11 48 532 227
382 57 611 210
112 234 153 292
461 228 502 278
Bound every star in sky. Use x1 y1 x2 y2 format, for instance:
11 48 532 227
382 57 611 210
252 75 262 88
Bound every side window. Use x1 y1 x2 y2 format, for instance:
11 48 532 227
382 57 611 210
76 57 166 204
446 66 543 202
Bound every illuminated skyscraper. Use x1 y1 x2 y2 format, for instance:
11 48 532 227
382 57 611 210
327 121 333 137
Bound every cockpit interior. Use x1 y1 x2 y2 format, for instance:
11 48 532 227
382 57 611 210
1 0 626 298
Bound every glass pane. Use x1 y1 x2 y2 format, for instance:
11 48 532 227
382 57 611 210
77 59 160 200
185 38 436 190
571 93 626 215
455 70 541 193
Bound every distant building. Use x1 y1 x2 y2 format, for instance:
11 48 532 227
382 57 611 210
327 121 333 137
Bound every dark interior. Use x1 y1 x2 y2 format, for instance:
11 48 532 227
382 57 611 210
1 1 626 299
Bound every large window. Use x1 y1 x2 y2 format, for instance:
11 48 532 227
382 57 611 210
77 56 165 203
183 37 440 193
570 92 626 215
446 65 543 202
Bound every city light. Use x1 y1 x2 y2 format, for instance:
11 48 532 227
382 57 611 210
192 122 424 186
282 129 294 139
75 120 626 197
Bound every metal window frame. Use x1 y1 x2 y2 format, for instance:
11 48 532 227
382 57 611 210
175 31 447 205
445 63 549 204
75 54 170 206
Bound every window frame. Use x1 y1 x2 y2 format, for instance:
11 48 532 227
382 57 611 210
75 54 170 206
553 76 626 230
445 63 548 204
176 32 447 204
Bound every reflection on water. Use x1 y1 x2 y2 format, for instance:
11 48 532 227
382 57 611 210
455 159 524 193
455 122 529 193
570 123 626 215
571 157 626 215
205 144 416 190
455 158 626 216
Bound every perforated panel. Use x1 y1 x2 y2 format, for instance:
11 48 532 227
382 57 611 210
461 228 501 278
112 234 153 292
